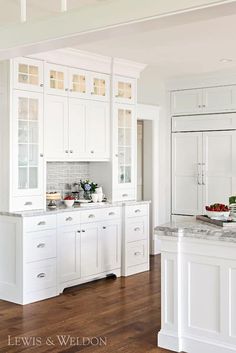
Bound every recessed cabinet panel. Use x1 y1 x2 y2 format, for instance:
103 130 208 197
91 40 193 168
100 222 121 272
172 89 202 115
114 76 136 104
13 58 43 92
203 86 236 113
44 95 68 160
13 91 43 198
81 223 100 277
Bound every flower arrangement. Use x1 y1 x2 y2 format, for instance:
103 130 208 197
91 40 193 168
80 180 98 194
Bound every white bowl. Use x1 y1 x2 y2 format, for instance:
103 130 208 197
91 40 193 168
64 199 74 208
205 210 230 219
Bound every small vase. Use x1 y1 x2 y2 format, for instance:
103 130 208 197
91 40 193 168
84 190 91 200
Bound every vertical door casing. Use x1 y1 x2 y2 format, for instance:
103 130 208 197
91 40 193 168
172 132 203 215
68 98 87 160
44 95 68 160
171 89 202 115
202 131 236 207
81 223 101 277
58 226 81 283
100 221 121 272
13 58 44 93
86 100 110 160
12 90 44 197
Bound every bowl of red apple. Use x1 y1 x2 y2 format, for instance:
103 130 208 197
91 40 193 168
64 195 75 208
205 203 230 220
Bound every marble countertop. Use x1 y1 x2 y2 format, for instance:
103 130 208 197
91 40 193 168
155 218 236 243
0 200 151 218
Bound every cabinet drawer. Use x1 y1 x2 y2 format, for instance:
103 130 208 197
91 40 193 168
24 230 56 263
80 209 103 223
126 217 148 242
126 241 148 267
24 259 56 293
23 215 56 232
114 189 136 202
12 196 44 212
102 207 121 220
58 212 81 226
125 204 148 218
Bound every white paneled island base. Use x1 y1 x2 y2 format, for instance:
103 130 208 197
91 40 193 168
156 220 236 353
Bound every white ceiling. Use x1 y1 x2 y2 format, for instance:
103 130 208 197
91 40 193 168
72 4 236 78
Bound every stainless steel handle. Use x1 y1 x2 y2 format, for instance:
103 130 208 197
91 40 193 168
134 227 141 232
197 163 202 185
115 154 118 157
198 105 201 108
24 201 32 206
134 251 142 256
82 230 85 233
37 243 46 248
108 212 115 216
66 217 73 221
65 150 69 154
37 273 46 278
40 153 44 157
65 88 69 92
37 221 46 226
90 150 94 154
103 226 106 229
77 230 81 233
202 104 206 108
135 209 141 213
40 83 44 87
88 214 95 218
70 150 73 153
122 194 128 197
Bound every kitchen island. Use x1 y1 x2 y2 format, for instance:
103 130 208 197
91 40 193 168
155 219 236 353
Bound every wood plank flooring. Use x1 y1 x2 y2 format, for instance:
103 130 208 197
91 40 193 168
0 255 171 353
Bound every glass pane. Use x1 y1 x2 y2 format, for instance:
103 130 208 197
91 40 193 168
29 65 38 75
119 166 125 184
118 109 125 127
57 71 64 81
18 74 29 84
118 147 125 166
125 128 132 146
19 64 28 73
29 144 38 166
18 121 28 143
50 70 57 79
124 166 131 183
58 81 64 90
124 110 132 127
29 75 38 85
18 144 28 166
29 99 38 121
29 167 38 189
125 147 132 165
18 167 28 189
50 80 56 89
18 98 28 120
29 122 38 143
118 128 125 145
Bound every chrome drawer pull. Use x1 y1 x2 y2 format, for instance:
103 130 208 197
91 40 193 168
103 226 106 230
37 243 46 248
135 209 141 213
24 201 32 206
82 230 85 233
134 251 142 256
66 217 73 221
108 212 115 216
38 221 46 226
37 273 46 278
88 214 95 218
122 194 128 197
134 227 141 232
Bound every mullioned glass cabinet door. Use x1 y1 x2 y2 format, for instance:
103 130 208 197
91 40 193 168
114 76 136 105
13 90 44 196
13 58 44 92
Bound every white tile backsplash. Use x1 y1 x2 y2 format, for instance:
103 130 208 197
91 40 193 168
47 162 90 197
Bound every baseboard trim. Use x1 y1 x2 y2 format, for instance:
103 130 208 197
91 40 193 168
158 331 182 352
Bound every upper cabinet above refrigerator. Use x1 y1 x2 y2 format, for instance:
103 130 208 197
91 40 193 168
13 57 44 92
113 76 136 104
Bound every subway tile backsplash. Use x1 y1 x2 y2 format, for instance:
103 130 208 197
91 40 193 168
47 162 90 197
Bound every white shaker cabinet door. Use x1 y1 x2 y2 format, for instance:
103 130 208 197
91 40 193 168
100 221 121 272
172 132 203 215
58 226 81 283
86 101 110 160
202 131 236 207
44 95 68 160
81 223 101 277
172 89 202 115
203 86 236 113
68 98 87 160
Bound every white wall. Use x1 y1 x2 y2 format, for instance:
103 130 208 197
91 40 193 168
138 66 171 230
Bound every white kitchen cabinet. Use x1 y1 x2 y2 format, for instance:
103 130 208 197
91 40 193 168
172 85 236 116
58 225 81 283
90 72 110 101
113 104 136 201
68 68 88 99
172 131 236 215
13 57 44 92
81 223 101 277
45 96 110 161
12 90 44 210
100 220 121 272
172 132 203 215
114 76 136 104
44 95 68 160
45 63 68 96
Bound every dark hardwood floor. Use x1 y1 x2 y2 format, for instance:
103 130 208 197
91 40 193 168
0 255 171 353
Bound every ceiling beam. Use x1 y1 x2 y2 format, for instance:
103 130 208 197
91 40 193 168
0 0 235 59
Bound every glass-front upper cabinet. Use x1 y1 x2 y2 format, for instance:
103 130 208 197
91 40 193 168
13 90 43 196
13 58 44 92
114 104 136 189
45 63 68 96
68 68 88 98
114 76 136 104
90 72 110 101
